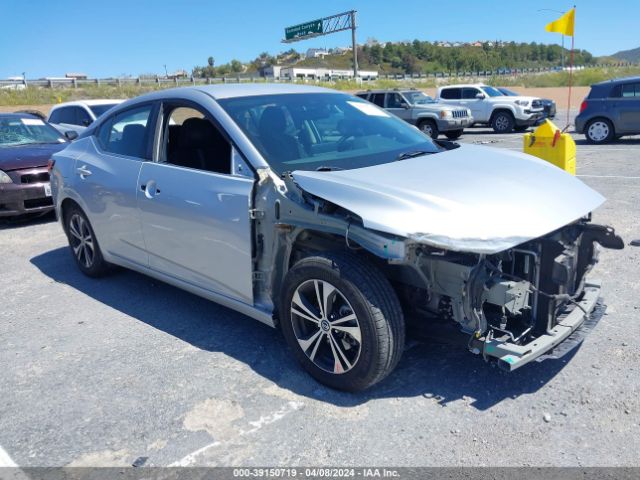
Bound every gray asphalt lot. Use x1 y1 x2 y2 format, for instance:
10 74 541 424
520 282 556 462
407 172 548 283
1 113 639 467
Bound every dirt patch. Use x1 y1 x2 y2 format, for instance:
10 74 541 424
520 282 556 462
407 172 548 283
183 398 244 439
0 104 54 116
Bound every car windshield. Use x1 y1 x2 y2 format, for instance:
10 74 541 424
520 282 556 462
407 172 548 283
402 91 436 104
498 88 518 96
481 86 504 97
0 117 66 147
89 104 119 117
218 93 442 174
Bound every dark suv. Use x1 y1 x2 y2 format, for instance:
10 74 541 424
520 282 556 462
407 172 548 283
575 76 640 144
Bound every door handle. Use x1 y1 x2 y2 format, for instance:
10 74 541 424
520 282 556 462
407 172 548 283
76 165 92 177
142 181 160 199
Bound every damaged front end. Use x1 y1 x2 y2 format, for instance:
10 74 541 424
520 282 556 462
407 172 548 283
398 220 624 370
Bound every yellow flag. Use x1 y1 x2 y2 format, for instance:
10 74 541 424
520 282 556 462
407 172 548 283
545 8 575 36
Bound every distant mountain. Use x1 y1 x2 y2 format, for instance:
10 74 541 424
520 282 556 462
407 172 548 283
611 47 640 62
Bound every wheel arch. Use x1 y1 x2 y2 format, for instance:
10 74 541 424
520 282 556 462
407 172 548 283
489 107 516 122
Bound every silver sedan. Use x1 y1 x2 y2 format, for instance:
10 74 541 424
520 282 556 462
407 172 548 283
51 84 623 391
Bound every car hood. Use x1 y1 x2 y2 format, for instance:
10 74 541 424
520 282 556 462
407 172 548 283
291 144 605 254
496 95 540 104
413 103 452 112
0 143 67 171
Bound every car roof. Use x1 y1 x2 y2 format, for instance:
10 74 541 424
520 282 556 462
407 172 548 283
118 83 337 107
356 89 426 94
439 83 487 89
0 112 38 119
592 75 640 87
50 99 125 109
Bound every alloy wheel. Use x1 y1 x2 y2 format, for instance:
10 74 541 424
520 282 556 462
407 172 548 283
495 114 510 131
290 279 362 374
68 213 95 268
420 123 434 137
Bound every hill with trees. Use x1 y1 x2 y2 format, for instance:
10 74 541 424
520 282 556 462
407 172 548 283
192 40 607 78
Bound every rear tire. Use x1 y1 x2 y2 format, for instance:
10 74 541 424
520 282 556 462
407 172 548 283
64 205 110 277
444 129 463 140
280 252 405 391
585 118 614 144
418 119 439 139
491 111 515 133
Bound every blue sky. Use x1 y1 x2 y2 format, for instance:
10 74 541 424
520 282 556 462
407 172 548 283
1 0 637 78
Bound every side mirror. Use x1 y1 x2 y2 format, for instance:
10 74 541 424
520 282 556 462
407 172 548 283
475 93 486 100
64 130 78 141
82 119 92 127
400 102 410 109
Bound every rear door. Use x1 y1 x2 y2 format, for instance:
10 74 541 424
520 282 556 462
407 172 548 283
137 102 255 304
72 103 157 266
617 82 640 132
438 87 462 107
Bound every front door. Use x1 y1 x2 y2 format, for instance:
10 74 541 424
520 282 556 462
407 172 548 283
137 104 255 304
385 93 412 121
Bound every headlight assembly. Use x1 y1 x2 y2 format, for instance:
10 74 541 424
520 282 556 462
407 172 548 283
0 170 13 184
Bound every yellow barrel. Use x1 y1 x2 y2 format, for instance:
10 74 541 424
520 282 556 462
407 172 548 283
523 119 576 175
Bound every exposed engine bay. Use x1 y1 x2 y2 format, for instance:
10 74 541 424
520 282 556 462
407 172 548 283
389 220 624 369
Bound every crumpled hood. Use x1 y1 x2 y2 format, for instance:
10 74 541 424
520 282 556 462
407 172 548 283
291 144 604 254
0 143 67 171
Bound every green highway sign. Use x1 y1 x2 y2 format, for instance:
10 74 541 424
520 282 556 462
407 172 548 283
285 18 323 40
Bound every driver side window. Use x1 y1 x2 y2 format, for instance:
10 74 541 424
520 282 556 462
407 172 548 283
162 105 231 174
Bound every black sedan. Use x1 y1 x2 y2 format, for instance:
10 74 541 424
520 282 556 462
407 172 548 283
498 87 556 119
0 113 74 217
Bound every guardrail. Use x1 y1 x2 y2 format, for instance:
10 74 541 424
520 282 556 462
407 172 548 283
0 63 635 89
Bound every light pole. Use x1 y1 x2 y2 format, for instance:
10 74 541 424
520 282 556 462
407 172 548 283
163 64 168 78
538 8 566 69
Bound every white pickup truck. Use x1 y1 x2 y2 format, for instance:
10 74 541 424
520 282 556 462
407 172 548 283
436 84 544 133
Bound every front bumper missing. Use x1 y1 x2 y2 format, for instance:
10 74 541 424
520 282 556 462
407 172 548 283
483 279 602 371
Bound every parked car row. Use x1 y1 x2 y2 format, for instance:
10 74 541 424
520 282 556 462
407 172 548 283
357 84 550 137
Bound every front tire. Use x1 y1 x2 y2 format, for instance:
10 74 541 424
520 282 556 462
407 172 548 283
64 205 110 277
418 119 439 139
280 252 405 391
491 111 515 133
444 129 463 140
585 118 614 144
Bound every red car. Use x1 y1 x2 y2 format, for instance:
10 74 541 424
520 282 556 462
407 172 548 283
0 113 73 217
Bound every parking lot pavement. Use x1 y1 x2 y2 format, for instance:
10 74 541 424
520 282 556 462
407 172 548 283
1 114 639 467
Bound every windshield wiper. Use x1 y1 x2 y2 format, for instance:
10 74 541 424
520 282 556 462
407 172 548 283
315 166 343 172
395 150 433 161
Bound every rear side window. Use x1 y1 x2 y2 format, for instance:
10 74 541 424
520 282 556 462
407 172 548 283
440 88 461 100
370 93 385 107
49 107 74 125
97 105 153 159
355 93 369 100
622 83 640 97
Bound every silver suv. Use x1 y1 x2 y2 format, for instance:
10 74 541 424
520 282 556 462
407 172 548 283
356 89 472 139
51 84 622 391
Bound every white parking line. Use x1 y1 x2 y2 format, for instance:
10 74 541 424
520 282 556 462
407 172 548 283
577 175 640 179
169 400 304 467
0 445 17 467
